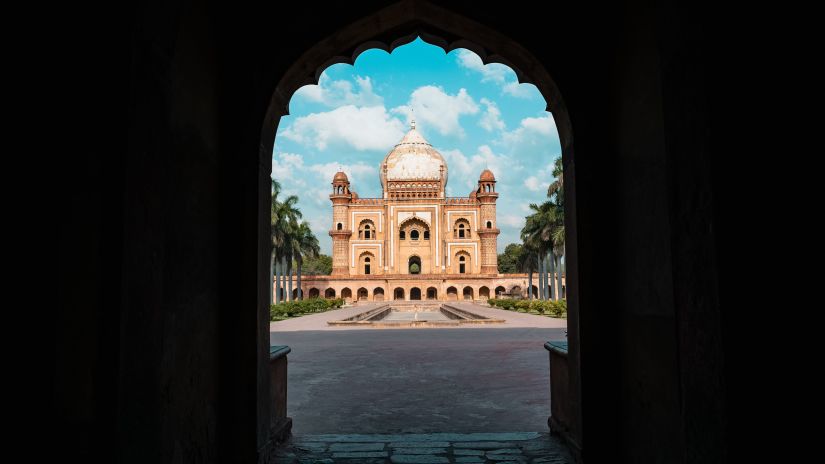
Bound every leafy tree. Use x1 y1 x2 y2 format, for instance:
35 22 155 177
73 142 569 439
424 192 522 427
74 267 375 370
290 221 320 299
301 254 332 276
498 243 524 273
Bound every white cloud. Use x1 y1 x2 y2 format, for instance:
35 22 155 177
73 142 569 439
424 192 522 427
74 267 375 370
479 98 505 132
293 73 383 108
500 113 560 149
280 105 405 151
272 152 307 187
456 49 534 99
392 86 478 137
456 50 510 84
441 145 514 191
309 162 376 184
521 156 562 193
502 81 534 99
524 176 542 192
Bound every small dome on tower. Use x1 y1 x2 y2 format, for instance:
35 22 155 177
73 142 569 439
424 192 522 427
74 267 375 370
333 171 349 182
479 169 496 182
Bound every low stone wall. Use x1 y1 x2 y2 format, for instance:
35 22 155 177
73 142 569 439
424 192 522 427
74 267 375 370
544 341 581 461
268 346 292 444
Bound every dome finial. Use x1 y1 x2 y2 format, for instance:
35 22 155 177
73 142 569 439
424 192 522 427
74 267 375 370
410 118 416 130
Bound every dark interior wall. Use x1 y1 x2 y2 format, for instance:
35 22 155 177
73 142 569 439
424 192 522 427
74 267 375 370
56 1 732 462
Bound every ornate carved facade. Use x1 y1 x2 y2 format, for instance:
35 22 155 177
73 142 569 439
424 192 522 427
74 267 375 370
330 122 500 279
283 122 560 302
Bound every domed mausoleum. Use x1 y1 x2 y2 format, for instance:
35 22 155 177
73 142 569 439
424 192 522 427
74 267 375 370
286 122 550 302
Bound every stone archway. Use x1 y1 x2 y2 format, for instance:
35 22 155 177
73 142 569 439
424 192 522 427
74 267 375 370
410 288 421 300
463 286 473 300
495 286 506 297
341 288 352 302
479 286 490 299
324 288 336 299
258 4 581 458
357 287 369 301
446 286 458 301
393 287 405 300
373 287 385 301
408 255 422 274
426 287 437 300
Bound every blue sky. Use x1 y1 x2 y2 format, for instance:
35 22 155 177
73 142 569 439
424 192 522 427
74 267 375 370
273 38 561 255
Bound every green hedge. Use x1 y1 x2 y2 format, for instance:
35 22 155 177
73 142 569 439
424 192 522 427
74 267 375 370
270 297 345 320
487 298 567 317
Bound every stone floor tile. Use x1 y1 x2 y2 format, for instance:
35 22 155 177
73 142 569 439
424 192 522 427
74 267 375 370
330 451 388 458
390 455 450 464
393 447 448 454
453 449 485 456
328 442 385 452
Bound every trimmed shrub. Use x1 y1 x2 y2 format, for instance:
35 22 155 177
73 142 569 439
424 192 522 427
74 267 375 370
269 297 346 320
486 298 567 317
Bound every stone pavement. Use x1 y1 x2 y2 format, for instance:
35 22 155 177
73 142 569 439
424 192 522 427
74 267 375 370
269 302 568 332
271 306 567 434
274 432 571 463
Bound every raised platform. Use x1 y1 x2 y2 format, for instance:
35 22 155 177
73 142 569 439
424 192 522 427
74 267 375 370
327 302 506 328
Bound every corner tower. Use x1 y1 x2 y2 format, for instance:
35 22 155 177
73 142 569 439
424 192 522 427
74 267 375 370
477 169 500 274
329 171 351 276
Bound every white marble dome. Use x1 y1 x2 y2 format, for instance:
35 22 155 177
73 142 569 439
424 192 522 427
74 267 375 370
380 121 448 191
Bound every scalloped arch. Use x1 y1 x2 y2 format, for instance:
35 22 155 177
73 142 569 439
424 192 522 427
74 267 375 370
399 216 431 229
260 0 572 157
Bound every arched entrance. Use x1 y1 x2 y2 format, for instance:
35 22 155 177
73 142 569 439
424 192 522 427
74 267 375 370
463 286 473 300
324 288 335 299
408 256 421 274
357 287 369 301
479 286 490 299
341 288 352 302
309 288 320 299
495 286 506 297
410 288 421 300
446 286 458 301
258 6 580 459
373 287 385 301
426 287 437 300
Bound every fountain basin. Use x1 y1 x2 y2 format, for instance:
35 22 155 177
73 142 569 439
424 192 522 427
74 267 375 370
327 303 505 327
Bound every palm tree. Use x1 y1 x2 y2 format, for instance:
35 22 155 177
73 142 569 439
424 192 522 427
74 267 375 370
521 202 556 300
521 191 564 300
516 243 539 299
290 221 320 300
271 179 302 304
546 156 564 204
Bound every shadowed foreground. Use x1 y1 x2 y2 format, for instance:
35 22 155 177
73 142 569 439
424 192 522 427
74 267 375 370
271 316 567 434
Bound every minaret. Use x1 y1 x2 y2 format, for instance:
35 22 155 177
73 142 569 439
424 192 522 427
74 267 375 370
329 171 352 276
476 169 500 274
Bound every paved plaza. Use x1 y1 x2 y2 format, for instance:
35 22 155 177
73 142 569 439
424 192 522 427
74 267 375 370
269 303 567 435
